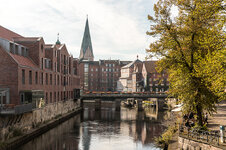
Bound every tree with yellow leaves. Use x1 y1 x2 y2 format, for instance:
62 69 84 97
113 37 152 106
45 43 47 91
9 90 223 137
147 0 225 126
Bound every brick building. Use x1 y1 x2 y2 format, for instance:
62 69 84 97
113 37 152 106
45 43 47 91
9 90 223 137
0 26 80 114
142 61 169 92
79 59 131 91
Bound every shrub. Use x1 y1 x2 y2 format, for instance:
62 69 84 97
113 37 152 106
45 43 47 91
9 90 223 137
155 125 177 148
12 128 23 137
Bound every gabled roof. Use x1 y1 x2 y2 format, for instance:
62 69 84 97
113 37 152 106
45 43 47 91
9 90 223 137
134 63 143 73
45 44 55 49
55 43 65 50
9 53 38 68
122 59 142 69
0 25 23 41
143 61 157 73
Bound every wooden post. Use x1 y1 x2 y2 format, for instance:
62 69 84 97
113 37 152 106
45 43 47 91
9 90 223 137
137 99 143 111
95 99 101 111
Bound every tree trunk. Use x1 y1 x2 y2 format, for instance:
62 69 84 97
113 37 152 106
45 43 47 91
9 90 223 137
196 104 203 126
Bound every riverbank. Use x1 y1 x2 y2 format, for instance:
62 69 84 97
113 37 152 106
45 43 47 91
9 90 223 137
167 100 226 150
0 107 82 150
160 110 180 150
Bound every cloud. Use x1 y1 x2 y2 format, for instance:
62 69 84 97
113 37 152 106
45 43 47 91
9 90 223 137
0 0 157 61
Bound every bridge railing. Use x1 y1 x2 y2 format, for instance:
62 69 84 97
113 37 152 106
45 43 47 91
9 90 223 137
81 91 168 95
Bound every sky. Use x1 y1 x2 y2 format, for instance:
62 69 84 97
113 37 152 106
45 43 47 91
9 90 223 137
0 0 159 61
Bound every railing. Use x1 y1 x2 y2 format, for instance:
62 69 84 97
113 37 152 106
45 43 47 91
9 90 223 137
0 103 33 115
179 125 226 146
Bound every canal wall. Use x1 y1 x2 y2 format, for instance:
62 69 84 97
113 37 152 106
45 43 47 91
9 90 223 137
0 99 80 143
178 136 223 150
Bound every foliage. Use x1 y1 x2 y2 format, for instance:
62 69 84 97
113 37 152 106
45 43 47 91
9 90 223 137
0 142 6 149
193 123 208 131
12 128 23 137
156 125 177 148
146 0 225 126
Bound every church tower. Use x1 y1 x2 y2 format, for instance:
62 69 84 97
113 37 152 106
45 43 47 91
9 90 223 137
79 17 94 61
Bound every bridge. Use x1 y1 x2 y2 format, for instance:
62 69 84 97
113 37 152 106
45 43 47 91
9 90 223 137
80 93 169 111
80 93 168 100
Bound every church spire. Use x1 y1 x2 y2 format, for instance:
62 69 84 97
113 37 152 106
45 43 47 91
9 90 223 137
56 33 61 45
79 16 94 61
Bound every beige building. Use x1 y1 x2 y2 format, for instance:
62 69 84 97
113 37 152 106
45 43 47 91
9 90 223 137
118 59 142 92
118 59 169 92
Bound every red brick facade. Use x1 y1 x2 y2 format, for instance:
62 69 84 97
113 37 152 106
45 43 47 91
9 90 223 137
0 26 80 107
79 60 130 92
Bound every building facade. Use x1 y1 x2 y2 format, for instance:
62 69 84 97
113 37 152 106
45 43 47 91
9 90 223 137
0 26 80 114
118 59 143 92
142 61 169 92
79 60 131 91
118 60 169 92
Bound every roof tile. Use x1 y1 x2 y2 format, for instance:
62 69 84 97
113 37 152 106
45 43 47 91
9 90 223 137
9 53 38 68
0 25 23 41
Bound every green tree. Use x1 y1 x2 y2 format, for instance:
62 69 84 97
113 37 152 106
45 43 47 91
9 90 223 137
146 0 225 126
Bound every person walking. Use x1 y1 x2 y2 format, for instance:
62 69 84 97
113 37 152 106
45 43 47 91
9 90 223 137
204 112 208 124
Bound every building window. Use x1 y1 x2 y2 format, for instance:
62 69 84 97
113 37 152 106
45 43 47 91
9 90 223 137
35 72 38 84
41 58 43 69
54 74 56 85
46 73 48 85
22 69 25 84
41 44 43 52
50 92 52 103
54 92 56 103
57 75 59 85
20 93 25 104
40 72 43 85
29 70 32 84
50 74 52 85
46 92 48 104
15 45 18 54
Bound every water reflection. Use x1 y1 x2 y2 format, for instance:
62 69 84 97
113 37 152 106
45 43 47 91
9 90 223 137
17 105 167 150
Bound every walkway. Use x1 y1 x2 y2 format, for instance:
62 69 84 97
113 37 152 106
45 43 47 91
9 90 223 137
208 100 226 131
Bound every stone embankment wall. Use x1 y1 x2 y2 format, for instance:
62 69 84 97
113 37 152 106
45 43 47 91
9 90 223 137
178 136 223 150
0 99 80 142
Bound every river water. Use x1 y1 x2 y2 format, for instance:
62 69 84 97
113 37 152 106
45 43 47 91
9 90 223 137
16 104 169 150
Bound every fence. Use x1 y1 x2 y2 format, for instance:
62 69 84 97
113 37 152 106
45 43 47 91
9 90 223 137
179 125 226 147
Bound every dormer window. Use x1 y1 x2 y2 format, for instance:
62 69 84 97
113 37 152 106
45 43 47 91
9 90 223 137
15 45 18 54
21 47 25 56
